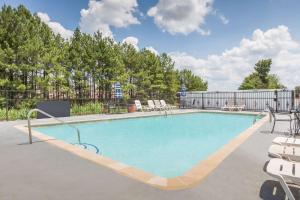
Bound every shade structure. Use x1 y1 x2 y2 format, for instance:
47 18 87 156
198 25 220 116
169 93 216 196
180 84 186 97
114 82 122 99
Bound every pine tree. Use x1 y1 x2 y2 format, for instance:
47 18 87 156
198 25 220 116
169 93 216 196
0 4 208 105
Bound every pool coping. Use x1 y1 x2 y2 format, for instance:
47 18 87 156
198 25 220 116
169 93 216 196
14 110 269 190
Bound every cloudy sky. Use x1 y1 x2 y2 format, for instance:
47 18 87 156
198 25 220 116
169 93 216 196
1 0 300 90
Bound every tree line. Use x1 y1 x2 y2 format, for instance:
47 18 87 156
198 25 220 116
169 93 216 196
0 5 208 104
239 59 284 90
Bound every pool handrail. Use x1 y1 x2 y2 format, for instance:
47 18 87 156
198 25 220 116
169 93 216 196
27 108 81 144
253 110 269 124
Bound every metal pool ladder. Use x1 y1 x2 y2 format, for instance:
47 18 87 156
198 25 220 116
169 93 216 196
27 109 81 144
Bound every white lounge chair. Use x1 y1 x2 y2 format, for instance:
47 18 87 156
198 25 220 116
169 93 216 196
236 99 246 111
221 99 236 111
273 137 300 147
153 100 164 111
268 144 300 162
147 100 155 111
160 100 176 110
134 100 143 111
265 158 299 200
135 100 151 112
222 99 245 111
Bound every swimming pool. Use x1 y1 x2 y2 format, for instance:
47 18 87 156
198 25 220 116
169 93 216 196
33 112 258 179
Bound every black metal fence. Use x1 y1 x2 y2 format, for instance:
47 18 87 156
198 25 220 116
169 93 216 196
0 90 116 120
180 90 298 112
1 89 299 120
0 90 166 121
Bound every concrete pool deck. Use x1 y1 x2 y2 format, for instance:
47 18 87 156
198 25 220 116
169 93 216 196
0 110 299 199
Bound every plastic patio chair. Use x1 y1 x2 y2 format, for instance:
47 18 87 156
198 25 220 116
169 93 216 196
268 144 300 162
265 158 299 200
153 100 164 111
147 100 156 111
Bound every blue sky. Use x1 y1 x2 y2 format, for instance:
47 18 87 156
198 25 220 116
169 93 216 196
1 0 300 90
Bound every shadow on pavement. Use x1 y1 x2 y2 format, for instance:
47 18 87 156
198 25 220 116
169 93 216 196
260 180 300 200
18 139 56 145
260 130 290 136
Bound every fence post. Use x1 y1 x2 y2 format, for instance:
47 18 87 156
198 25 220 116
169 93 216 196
274 90 278 113
5 90 9 121
291 90 295 109
234 92 237 106
201 93 204 109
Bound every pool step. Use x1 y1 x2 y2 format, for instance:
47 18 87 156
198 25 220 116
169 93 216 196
72 143 101 155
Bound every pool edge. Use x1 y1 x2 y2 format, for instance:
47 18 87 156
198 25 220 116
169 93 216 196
14 111 269 190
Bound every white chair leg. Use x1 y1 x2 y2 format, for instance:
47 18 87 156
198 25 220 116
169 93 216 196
279 178 295 200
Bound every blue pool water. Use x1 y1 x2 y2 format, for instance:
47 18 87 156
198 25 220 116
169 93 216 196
34 112 256 178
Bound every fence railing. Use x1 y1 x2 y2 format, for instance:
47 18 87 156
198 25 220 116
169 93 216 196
1 89 299 120
0 90 171 121
180 90 298 112
296 98 300 109
0 97 107 121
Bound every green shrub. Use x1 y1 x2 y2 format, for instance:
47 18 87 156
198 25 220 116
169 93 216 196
0 102 129 121
0 107 37 121
71 102 103 116
0 109 6 120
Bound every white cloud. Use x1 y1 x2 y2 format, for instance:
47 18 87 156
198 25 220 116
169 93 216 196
219 14 229 25
80 0 140 38
122 36 159 55
212 10 229 25
37 12 73 39
122 36 139 50
170 25 300 90
147 0 213 35
146 46 159 55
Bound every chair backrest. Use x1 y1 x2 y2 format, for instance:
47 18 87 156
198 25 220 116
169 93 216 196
267 105 276 118
238 99 246 106
154 100 161 108
134 100 142 110
227 99 235 106
147 100 155 109
160 100 167 107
